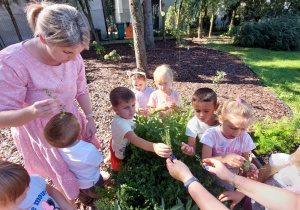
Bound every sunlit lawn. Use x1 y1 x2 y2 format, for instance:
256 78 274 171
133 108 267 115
205 40 300 118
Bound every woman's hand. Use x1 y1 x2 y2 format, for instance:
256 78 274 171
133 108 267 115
202 158 232 181
153 143 172 158
166 157 194 183
31 98 62 118
85 118 96 141
245 163 259 180
224 154 245 168
181 142 195 156
219 191 245 210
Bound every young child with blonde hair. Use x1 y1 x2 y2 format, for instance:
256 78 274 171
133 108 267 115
44 112 106 208
0 160 74 210
201 98 257 190
127 68 153 115
148 64 182 117
108 87 171 171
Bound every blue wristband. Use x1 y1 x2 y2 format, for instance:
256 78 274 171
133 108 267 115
184 177 199 190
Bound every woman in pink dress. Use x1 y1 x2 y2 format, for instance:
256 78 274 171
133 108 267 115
0 1 100 205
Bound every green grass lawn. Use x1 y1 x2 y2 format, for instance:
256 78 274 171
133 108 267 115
206 41 300 118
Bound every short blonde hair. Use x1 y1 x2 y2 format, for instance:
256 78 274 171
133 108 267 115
0 161 30 207
26 1 90 49
44 112 81 148
153 64 174 83
219 98 253 124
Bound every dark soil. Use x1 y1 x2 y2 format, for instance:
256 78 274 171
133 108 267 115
0 39 291 208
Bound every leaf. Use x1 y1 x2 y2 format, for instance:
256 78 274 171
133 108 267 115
186 198 192 210
243 161 251 168
190 203 199 210
170 203 184 210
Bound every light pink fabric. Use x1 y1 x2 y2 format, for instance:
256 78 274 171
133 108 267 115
0 41 100 200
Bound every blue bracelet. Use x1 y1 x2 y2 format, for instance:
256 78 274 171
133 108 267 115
184 177 199 190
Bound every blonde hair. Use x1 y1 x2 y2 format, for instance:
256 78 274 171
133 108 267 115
267 147 300 178
219 98 253 124
44 112 81 148
26 1 90 49
153 64 174 83
0 161 30 207
129 68 147 82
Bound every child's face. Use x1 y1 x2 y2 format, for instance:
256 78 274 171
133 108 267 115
193 101 218 125
219 114 249 139
155 78 172 93
112 99 136 119
132 78 146 92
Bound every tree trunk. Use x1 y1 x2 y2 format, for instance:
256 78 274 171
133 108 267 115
76 0 100 43
129 0 147 73
143 0 155 49
3 0 22 41
229 7 236 31
175 0 183 29
160 0 166 42
208 8 214 38
197 0 204 39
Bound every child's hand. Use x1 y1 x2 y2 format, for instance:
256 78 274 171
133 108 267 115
153 143 172 158
246 163 259 180
224 154 245 168
167 102 176 109
218 191 245 210
157 104 170 111
181 142 195 156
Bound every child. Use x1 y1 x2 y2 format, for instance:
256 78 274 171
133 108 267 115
44 112 105 208
148 64 182 117
181 88 219 156
201 98 257 190
0 160 74 210
109 86 172 171
127 68 154 115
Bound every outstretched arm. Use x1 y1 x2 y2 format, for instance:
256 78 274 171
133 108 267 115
203 158 300 210
166 157 228 210
125 131 172 158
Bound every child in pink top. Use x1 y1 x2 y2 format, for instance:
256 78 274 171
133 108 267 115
201 98 257 190
0 1 99 203
148 64 182 117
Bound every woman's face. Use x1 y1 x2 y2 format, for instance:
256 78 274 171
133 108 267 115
45 44 85 64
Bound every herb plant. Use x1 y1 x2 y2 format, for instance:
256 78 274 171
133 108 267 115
104 50 121 64
43 88 66 119
93 41 106 55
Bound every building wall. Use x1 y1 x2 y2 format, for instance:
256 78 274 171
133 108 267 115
0 0 106 49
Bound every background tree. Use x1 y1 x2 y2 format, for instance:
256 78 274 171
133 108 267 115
0 0 23 41
129 0 147 73
143 0 155 49
160 0 166 42
71 0 100 43
208 0 220 38
197 0 207 38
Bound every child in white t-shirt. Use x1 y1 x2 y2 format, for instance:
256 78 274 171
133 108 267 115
127 68 153 115
44 112 106 208
0 160 74 210
148 64 182 117
181 88 219 156
201 98 257 190
108 87 172 171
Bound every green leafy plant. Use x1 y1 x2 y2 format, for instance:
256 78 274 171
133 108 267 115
95 98 226 209
104 50 121 64
92 41 106 55
43 88 66 119
129 39 134 51
251 116 300 155
212 71 226 92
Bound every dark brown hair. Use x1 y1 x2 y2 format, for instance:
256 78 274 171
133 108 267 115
0 161 30 207
44 112 81 148
192 88 217 105
110 87 135 107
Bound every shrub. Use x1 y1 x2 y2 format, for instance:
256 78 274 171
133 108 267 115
232 15 300 51
96 99 226 209
251 116 300 155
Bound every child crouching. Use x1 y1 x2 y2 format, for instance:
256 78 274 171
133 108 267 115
44 112 105 208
